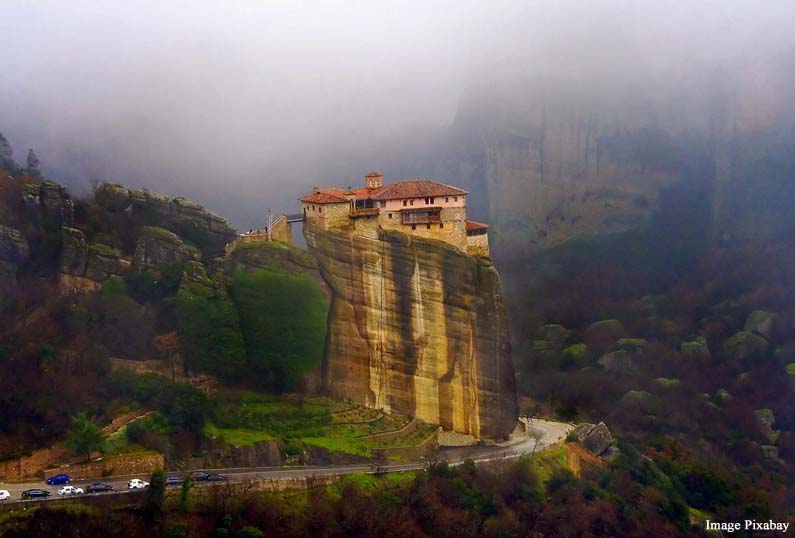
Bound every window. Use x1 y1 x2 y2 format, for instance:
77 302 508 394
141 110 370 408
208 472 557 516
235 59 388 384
410 200 414 206
380 201 386 208
411 224 416 230
454 197 458 202
318 207 322 213
440 222 444 229
388 213 392 219
430 197 434 204
403 200 407 207
426 223 431 230
445 197 449 203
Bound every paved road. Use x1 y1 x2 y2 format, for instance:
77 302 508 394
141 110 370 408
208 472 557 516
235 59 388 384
0 418 571 505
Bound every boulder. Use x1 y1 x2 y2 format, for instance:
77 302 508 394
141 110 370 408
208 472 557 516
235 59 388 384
681 336 710 356
562 343 591 367
570 422 613 456
655 377 681 388
133 226 199 269
615 338 647 351
754 409 778 443
585 319 625 352
714 388 732 403
84 244 125 281
744 310 776 340
786 363 795 377
725 331 768 360
597 349 638 374
621 390 654 404
536 324 569 349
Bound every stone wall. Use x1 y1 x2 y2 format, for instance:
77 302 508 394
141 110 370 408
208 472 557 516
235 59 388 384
44 453 164 480
304 222 518 439
466 232 490 257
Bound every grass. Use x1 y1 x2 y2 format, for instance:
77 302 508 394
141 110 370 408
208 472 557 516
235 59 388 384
206 390 437 456
519 445 568 484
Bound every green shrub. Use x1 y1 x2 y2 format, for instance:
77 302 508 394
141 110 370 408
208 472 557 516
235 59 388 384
231 267 328 391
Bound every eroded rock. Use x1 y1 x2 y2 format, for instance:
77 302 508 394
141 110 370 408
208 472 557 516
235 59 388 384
134 226 199 270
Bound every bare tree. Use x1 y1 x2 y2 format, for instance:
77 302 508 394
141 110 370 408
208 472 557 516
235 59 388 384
422 444 442 472
370 449 387 476
530 428 544 454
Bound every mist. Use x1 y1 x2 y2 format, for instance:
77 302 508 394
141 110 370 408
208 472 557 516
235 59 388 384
1 0 794 229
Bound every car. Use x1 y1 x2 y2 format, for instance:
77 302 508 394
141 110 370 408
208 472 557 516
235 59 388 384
58 485 84 495
0 490 10 501
22 489 52 499
166 476 184 487
46 473 70 485
127 478 149 489
190 471 210 481
86 483 114 494
206 473 228 482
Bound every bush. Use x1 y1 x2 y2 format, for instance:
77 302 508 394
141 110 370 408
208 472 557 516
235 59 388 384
231 267 328 391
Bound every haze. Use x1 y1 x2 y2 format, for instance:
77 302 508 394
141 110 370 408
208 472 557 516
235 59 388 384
1 0 793 229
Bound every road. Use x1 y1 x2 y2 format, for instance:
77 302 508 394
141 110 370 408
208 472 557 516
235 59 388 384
0 418 571 505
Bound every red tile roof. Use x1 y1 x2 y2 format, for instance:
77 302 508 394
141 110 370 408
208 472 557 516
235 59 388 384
369 180 467 201
466 220 489 231
299 191 348 204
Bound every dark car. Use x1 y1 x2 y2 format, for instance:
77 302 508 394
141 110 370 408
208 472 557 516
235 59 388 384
22 489 52 499
86 483 114 494
190 471 210 481
46 473 70 485
166 476 184 487
206 473 228 482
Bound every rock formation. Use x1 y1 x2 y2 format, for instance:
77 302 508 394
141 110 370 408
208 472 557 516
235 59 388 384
94 183 236 257
133 226 200 270
0 224 29 305
304 222 517 439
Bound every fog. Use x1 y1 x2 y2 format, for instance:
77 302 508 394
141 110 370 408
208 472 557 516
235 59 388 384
1 0 793 229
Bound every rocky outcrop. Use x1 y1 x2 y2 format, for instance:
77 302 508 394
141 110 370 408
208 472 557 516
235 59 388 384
0 224 29 304
304 222 517 439
59 227 126 285
569 422 614 456
22 180 74 226
133 226 200 269
681 336 710 356
725 331 769 360
94 183 236 256
744 310 776 340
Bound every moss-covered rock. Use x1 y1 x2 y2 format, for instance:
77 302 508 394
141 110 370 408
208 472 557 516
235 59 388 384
785 363 795 376
744 310 777 340
614 338 647 351
585 319 625 353
680 336 710 356
725 331 768 360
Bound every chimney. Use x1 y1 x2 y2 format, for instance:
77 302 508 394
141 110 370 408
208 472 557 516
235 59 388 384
313 186 320 194
365 171 383 189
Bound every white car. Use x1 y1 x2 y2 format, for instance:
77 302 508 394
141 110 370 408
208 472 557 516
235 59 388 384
128 479 150 489
0 490 10 501
58 485 84 496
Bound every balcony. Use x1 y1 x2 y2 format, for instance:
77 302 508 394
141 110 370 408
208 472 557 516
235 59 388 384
401 210 441 225
349 207 380 218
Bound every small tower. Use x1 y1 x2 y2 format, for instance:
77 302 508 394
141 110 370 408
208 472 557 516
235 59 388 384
365 171 383 189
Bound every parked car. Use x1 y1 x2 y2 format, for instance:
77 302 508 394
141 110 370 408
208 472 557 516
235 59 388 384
22 489 52 499
46 473 70 485
86 483 114 494
190 471 210 481
58 485 84 496
0 490 10 501
166 476 183 487
206 473 228 482
127 479 149 489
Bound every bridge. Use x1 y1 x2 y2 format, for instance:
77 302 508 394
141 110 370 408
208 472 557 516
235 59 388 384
286 213 305 223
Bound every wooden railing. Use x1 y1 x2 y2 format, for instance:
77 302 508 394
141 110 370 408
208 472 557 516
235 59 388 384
401 212 441 225
349 207 380 218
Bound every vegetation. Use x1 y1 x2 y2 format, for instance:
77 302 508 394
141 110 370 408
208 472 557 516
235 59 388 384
231 267 327 392
64 413 104 462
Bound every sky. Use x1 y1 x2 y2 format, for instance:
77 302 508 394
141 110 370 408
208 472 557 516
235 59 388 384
1 1 793 228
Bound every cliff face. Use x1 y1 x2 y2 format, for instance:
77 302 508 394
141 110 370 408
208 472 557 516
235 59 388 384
304 222 517 439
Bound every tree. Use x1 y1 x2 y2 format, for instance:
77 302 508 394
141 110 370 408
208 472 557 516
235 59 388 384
64 413 104 462
26 149 40 176
145 468 166 521
0 132 15 171
370 449 388 476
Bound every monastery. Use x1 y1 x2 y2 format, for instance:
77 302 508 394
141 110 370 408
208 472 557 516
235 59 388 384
299 172 490 257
